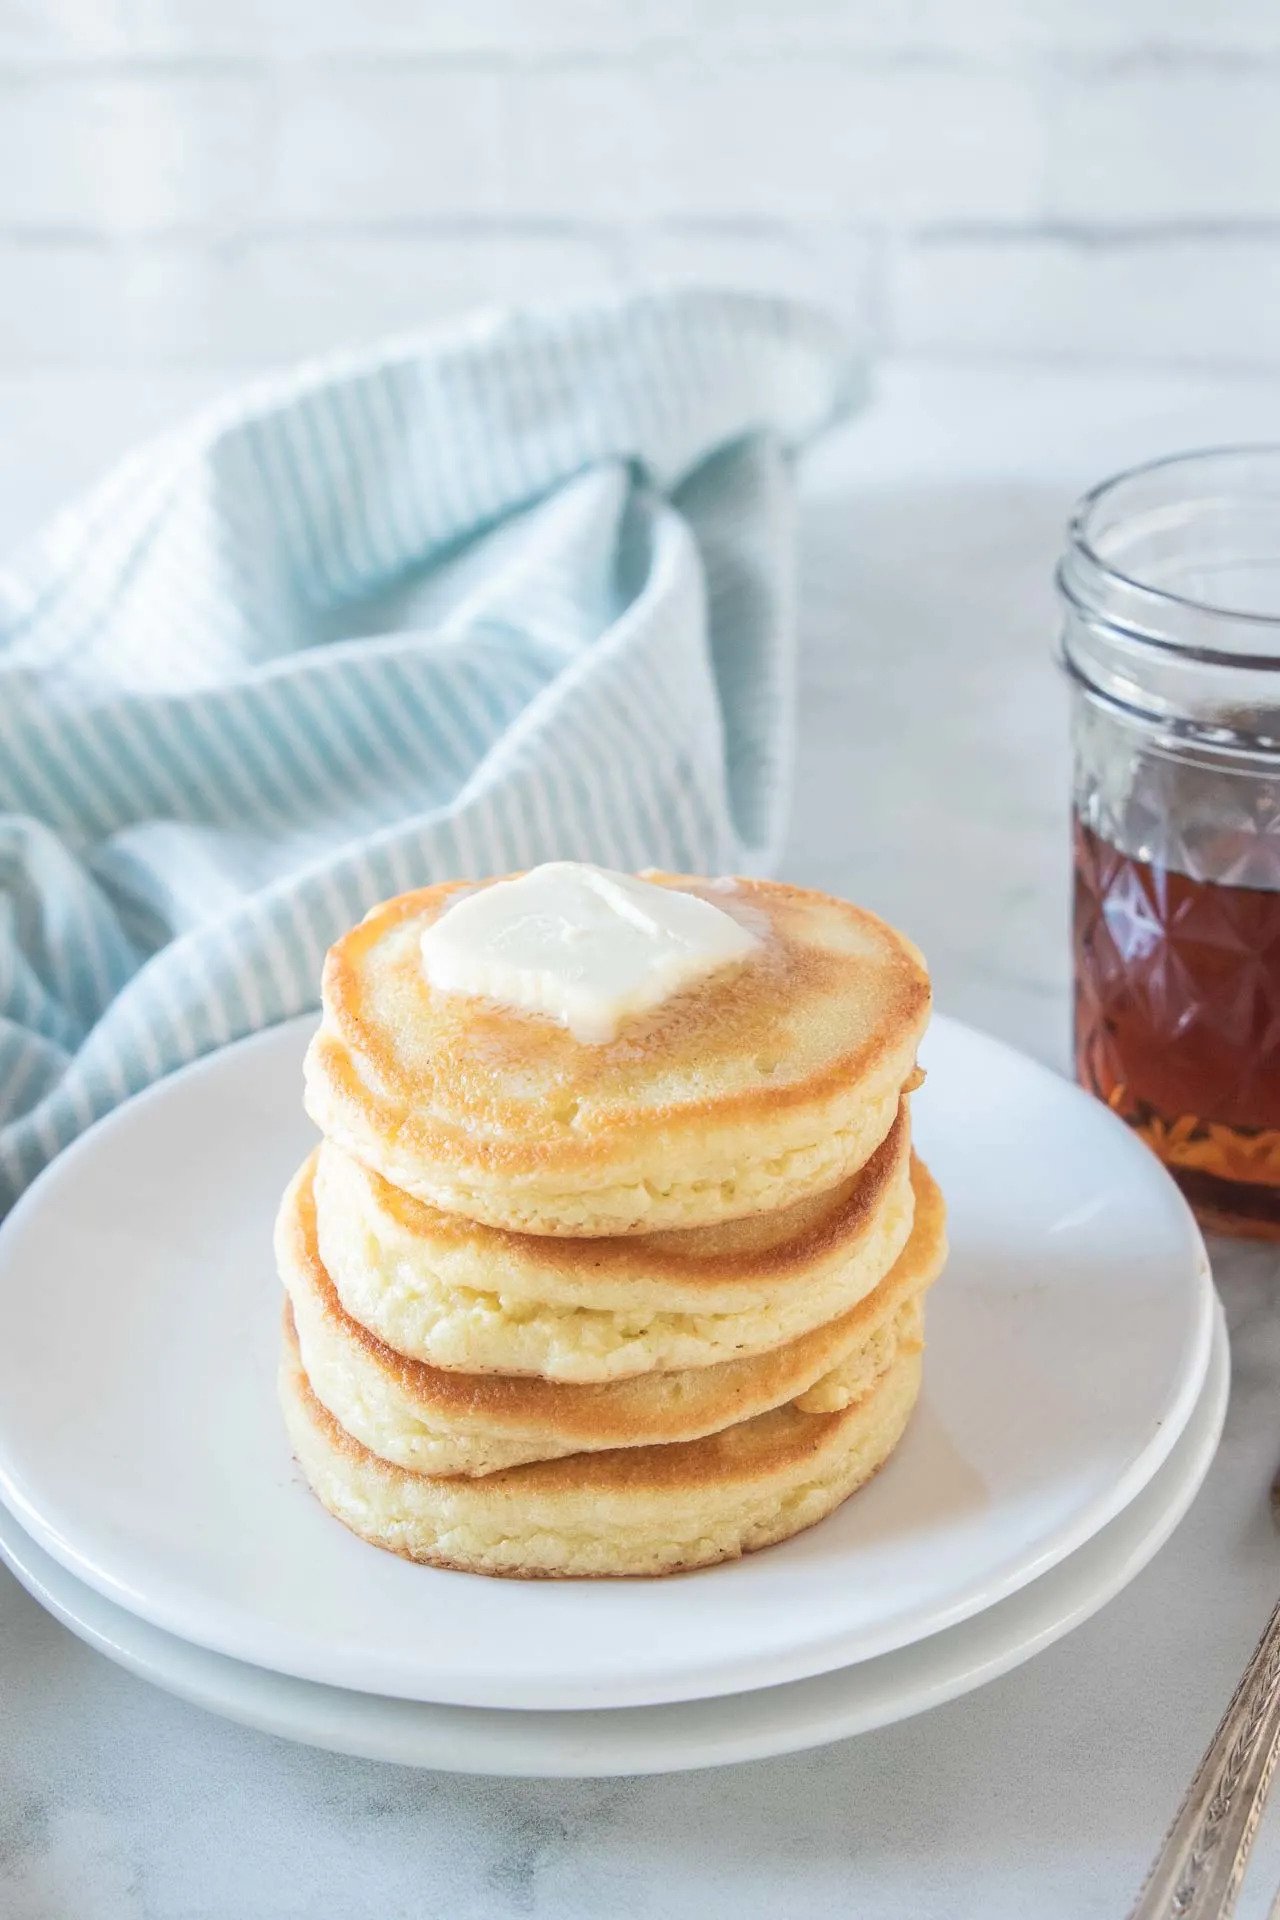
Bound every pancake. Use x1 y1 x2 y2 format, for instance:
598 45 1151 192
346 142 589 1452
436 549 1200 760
279 1155 945 1477
280 1300 925 1579
312 1104 916 1382
303 873 930 1237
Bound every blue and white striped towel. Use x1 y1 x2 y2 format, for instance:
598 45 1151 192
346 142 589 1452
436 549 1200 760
0 288 861 1210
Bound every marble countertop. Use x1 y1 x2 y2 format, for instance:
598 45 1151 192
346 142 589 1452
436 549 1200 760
5 361 1280 1919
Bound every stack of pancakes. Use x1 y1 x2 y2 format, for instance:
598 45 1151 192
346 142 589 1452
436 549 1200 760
278 873 943 1579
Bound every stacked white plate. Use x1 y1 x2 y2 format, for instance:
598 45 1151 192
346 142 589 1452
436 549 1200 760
0 1015 1223 1777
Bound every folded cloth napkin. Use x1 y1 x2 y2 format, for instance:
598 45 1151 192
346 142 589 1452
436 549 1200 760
0 287 861 1210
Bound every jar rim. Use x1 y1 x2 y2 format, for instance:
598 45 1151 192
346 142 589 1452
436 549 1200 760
1069 443 1280 650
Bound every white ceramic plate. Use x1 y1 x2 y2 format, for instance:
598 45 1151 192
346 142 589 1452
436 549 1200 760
0 1304 1227 1777
0 1014 1214 1711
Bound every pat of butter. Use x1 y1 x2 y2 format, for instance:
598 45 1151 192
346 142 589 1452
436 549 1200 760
420 863 758 1042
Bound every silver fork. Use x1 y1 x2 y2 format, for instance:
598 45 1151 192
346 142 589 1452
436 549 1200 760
1129 1594 1280 1918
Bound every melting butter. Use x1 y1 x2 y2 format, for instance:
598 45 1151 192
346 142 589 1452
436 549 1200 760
420 863 758 1043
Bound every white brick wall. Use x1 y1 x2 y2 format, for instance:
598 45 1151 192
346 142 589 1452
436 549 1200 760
1 0 1280 369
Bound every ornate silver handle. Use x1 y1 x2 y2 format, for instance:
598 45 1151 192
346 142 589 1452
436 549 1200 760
1129 1596 1280 1919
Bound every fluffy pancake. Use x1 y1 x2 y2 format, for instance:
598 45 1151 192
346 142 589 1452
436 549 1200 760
304 873 930 1237
312 1104 916 1382
280 1300 925 1579
279 1154 945 1476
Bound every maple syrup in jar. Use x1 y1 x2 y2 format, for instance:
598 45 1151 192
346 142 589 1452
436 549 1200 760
1063 447 1280 1238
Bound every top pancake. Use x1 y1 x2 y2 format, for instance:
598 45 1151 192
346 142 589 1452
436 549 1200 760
304 873 930 1237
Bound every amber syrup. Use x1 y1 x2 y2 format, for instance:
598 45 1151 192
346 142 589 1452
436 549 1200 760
1074 815 1280 1238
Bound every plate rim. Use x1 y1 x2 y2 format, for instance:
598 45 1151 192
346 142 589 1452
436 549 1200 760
0 1009 1218 1709
0 1302 1229 1777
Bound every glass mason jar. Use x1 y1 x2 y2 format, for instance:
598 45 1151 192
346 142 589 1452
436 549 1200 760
1061 447 1280 1240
